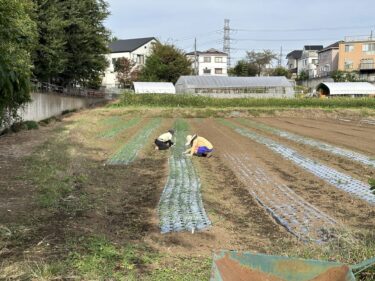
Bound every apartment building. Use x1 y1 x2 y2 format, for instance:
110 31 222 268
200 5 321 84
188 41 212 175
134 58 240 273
186 49 228 76
338 37 375 81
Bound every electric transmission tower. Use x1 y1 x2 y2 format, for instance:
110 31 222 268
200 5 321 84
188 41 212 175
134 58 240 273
223 19 231 68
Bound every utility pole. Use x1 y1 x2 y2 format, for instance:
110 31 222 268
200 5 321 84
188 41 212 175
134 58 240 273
278 46 283 67
223 19 231 68
194 38 198 75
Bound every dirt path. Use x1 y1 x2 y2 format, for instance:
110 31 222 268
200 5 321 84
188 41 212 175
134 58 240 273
0 122 62 225
258 118 375 155
191 119 339 242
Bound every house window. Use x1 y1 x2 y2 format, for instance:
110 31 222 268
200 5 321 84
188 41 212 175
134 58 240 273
361 58 374 69
215 68 223 74
363 43 375 53
215 57 223 63
345 44 354 52
344 59 353 70
203 57 211 63
112 58 117 66
203 68 211 74
137 54 145 65
312 59 318 65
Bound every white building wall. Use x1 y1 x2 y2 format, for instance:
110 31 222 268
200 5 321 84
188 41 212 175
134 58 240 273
298 51 319 78
187 53 228 76
102 39 157 88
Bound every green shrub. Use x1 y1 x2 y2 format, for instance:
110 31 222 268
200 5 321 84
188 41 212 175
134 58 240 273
24 120 39 130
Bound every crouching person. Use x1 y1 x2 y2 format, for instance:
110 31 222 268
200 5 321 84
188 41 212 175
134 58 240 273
184 134 213 157
155 129 175 150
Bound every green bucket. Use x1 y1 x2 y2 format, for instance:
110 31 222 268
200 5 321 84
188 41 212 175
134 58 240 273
211 251 375 281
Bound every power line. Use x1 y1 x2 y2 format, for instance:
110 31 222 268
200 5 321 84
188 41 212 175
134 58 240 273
232 25 375 32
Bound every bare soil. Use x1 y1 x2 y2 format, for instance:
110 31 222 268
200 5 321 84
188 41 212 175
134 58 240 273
198 119 375 233
1 109 374 279
257 117 375 155
234 119 375 182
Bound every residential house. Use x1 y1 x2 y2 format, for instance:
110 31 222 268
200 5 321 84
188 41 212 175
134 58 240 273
286 50 302 78
298 45 323 78
102 37 158 88
338 37 375 82
317 41 342 77
186 49 228 76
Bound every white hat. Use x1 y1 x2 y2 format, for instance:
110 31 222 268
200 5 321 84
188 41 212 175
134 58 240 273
185 134 197 146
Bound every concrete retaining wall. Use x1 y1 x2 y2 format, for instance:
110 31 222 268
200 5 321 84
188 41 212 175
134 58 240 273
19 92 104 122
299 77 334 89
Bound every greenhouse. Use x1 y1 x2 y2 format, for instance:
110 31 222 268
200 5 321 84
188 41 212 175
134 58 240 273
133 82 176 94
175 76 295 98
316 82 375 97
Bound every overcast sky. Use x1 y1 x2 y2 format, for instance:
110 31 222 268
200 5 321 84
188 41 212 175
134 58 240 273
105 0 375 65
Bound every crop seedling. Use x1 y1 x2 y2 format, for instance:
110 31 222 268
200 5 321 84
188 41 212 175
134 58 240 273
158 119 211 233
107 118 161 165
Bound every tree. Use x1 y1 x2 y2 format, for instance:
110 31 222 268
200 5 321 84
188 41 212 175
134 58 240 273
32 0 67 83
297 70 309 81
246 50 277 76
230 60 258 77
139 43 192 83
0 0 37 126
114 57 137 88
33 0 110 88
331 70 359 82
271 67 292 79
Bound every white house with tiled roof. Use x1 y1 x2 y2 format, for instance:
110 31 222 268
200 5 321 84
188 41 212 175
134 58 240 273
186 48 228 76
102 37 158 88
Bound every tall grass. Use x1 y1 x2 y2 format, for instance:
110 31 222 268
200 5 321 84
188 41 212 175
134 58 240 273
112 93 375 109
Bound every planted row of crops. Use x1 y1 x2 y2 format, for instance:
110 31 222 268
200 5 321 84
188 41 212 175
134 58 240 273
107 118 161 165
220 119 375 205
99 117 141 139
237 119 375 168
158 119 211 233
224 152 337 242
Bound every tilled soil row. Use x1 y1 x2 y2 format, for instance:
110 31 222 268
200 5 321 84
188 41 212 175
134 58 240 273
258 117 375 155
222 120 375 206
236 119 375 168
191 119 339 242
204 119 375 232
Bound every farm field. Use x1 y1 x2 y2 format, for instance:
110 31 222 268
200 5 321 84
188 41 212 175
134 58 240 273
1 107 375 280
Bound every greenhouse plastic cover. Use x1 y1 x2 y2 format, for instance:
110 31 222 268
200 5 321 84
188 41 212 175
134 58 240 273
318 82 375 95
133 82 176 94
175 76 293 89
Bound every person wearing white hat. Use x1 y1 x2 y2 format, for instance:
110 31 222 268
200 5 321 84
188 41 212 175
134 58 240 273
155 129 175 150
184 134 213 157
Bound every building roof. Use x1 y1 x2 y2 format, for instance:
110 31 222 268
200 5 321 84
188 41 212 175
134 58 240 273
109 37 156 53
316 82 375 95
133 82 175 94
286 50 303 59
186 48 228 56
318 41 342 53
304 45 324 51
175 76 293 89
